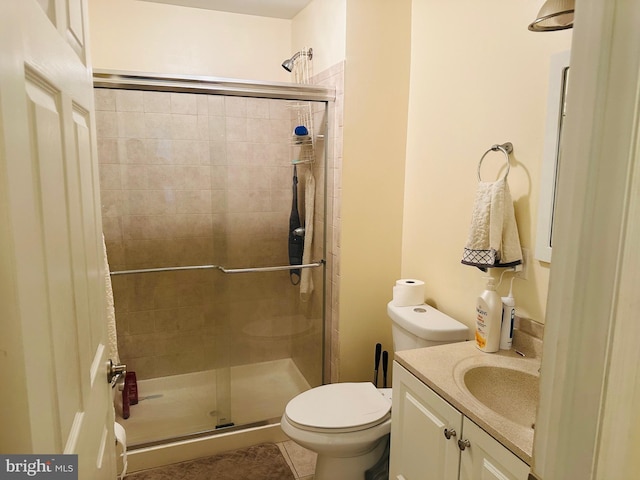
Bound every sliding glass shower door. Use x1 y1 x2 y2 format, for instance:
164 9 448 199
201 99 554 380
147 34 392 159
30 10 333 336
96 77 329 447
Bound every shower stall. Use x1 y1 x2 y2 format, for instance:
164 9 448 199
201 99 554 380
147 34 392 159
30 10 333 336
94 71 334 453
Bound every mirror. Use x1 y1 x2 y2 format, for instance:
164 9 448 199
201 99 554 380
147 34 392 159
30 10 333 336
535 50 570 263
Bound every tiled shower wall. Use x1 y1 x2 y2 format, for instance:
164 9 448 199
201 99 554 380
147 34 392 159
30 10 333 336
96 88 326 385
313 62 344 383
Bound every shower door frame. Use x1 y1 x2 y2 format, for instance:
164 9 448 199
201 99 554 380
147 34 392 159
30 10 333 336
96 70 335 446
93 69 334 102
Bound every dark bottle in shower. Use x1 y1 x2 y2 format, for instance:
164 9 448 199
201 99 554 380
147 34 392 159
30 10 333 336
125 371 138 405
122 383 130 419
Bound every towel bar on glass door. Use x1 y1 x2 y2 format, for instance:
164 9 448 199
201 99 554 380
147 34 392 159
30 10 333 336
109 260 325 276
477 142 514 181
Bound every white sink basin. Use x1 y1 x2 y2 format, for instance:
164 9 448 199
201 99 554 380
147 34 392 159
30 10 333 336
453 355 540 431
463 366 539 429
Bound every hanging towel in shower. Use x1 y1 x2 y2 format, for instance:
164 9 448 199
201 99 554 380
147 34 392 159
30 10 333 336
103 234 120 364
300 171 315 301
289 165 304 285
461 178 523 270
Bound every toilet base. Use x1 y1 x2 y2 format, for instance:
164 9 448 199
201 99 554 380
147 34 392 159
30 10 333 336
313 434 389 480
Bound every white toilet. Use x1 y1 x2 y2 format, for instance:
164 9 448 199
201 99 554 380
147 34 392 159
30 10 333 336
280 301 469 480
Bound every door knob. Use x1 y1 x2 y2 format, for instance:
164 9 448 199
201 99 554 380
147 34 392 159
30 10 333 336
444 428 456 439
458 439 471 451
107 359 126 385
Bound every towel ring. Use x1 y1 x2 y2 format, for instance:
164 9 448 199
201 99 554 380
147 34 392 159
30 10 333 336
477 142 513 181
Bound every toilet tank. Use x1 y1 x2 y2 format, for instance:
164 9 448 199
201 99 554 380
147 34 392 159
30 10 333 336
387 302 469 351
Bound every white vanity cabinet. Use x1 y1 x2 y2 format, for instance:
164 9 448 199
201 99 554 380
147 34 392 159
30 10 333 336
390 362 530 480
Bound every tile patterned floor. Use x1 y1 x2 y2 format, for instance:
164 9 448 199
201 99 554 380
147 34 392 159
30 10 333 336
277 440 317 480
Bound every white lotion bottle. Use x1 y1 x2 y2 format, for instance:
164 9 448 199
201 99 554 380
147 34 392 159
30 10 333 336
475 277 502 353
500 277 516 350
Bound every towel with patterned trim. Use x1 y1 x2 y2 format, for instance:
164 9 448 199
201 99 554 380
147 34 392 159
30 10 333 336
461 178 523 270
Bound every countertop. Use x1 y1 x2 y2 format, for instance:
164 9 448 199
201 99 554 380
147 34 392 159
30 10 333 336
394 334 541 465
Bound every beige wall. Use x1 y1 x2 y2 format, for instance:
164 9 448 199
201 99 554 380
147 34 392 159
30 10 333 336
338 0 412 381
87 0 292 82
402 0 572 333
292 0 346 74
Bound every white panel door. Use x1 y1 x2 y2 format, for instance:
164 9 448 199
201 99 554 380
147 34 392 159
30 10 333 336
458 419 529 480
390 363 462 480
0 1 116 478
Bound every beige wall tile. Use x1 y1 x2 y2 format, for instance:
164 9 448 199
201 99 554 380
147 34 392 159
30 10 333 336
145 113 172 139
247 117 271 143
96 111 118 138
145 139 174 164
208 115 226 143
116 90 144 112
196 95 208 116
99 163 122 190
98 138 119 164
127 190 175 215
126 310 156 335
209 141 227 165
207 95 224 115
122 215 174 240
225 116 247 142
147 165 177 189
117 112 146 138
174 165 210 190
170 93 198 115
120 138 146 164
95 89 116 111
120 164 148 190
226 142 249 165
227 189 271 213
246 98 270 119
175 190 212 214
143 91 172 113
100 189 126 218
224 96 247 117
170 114 198 140
268 99 289 119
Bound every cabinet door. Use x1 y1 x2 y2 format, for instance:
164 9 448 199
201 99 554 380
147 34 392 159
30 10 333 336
458 418 530 480
390 363 462 480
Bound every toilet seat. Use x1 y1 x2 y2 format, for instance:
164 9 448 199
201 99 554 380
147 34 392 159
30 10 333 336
284 382 391 433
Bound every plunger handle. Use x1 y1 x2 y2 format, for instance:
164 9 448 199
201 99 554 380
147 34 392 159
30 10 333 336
374 343 382 387
382 351 389 388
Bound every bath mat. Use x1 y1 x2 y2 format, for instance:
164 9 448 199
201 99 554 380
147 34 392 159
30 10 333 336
126 443 295 480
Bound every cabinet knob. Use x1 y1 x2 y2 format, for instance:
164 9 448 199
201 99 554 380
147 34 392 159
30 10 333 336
458 439 471 451
443 428 456 439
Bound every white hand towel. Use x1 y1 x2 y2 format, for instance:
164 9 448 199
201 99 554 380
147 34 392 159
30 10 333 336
461 178 523 270
300 171 315 301
103 234 119 364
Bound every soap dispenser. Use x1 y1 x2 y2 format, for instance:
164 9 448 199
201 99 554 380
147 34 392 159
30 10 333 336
475 276 502 353
500 277 516 350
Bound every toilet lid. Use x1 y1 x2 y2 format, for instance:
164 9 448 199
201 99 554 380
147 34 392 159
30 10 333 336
285 382 391 431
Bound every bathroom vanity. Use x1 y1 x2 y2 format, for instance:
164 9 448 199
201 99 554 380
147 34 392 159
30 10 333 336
390 335 541 480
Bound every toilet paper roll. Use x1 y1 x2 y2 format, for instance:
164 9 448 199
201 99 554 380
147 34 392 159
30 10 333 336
392 279 425 307
114 422 128 479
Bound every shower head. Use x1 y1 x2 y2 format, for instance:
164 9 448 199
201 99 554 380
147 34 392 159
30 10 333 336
282 48 313 72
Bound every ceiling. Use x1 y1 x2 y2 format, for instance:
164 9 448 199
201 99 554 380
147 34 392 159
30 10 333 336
137 0 313 19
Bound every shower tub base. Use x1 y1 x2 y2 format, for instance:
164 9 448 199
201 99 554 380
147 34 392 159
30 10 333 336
119 358 310 473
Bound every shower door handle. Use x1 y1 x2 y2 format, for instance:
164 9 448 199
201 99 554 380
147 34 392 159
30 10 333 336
110 260 325 276
107 359 126 385
218 260 324 274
